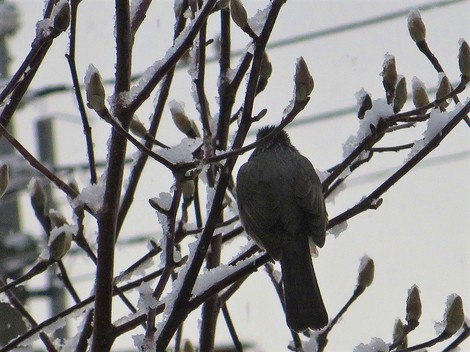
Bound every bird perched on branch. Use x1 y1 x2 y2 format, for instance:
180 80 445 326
236 125 328 332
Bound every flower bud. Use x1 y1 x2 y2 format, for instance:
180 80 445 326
392 319 407 348
48 210 72 260
406 285 422 325
230 0 248 29
49 209 68 228
436 74 452 109
0 164 9 198
169 101 200 138
130 118 148 139
357 255 374 289
182 179 195 202
189 120 201 138
171 106 191 132
218 0 230 10
52 1 70 32
183 339 195 352
407 9 426 43
257 51 273 94
357 92 372 120
393 76 407 113
67 179 80 194
30 178 48 221
411 76 430 108
49 229 72 261
458 40 470 79
85 65 106 113
381 54 397 103
294 56 314 103
443 295 464 336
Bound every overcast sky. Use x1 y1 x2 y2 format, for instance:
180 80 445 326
3 0 470 351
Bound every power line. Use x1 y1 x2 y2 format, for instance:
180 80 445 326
262 0 468 52
22 0 467 104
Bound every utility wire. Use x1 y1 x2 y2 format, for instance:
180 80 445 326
262 0 468 52
22 0 467 105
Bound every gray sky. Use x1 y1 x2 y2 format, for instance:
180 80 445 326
4 0 470 351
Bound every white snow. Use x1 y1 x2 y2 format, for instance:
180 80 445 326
358 254 372 273
247 5 270 36
328 220 348 238
411 76 426 91
151 191 173 243
405 101 467 162
71 176 106 212
353 337 389 352
156 137 201 164
48 224 75 246
191 253 263 296
434 293 461 335
407 8 422 26
380 53 395 77
35 18 53 39
130 0 145 23
84 64 100 90
168 99 186 115
137 281 159 311
50 0 68 22
343 99 393 160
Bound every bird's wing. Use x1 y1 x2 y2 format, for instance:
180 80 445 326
237 161 282 258
293 155 327 248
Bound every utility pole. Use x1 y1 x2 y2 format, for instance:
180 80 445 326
0 1 30 346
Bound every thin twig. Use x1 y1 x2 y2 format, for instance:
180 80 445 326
328 101 470 229
66 0 98 184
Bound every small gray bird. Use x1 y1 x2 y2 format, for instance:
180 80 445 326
236 125 328 332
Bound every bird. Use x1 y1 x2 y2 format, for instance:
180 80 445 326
236 125 328 332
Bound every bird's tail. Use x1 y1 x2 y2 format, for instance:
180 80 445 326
280 234 328 332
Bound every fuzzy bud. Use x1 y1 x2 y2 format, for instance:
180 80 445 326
183 340 195 352
411 76 430 108
257 51 273 94
182 179 195 202
230 0 248 29
49 209 68 228
381 54 398 103
294 57 314 103
85 65 106 113
171 109 192 133
130 118 148 139
357 92 372 120
443 295 464 336
393 76 407 113
407 9 426 43
49 229 72 260
170 102 200 138
67 179 80 195
30 178 48 222
406 285 422 325
392 319 407 348
218 0 230 10
436 74 452 109
52 1 70 32
48 210 72 260
357 255 374 290
458 40 470 79
0 164 9 198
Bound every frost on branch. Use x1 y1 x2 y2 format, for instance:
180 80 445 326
405 101 466 162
